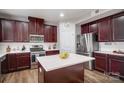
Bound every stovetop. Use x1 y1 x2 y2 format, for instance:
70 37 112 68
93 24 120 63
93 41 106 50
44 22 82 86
30 48 45 52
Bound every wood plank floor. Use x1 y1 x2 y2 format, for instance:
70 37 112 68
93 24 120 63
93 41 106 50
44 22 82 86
1 68 124 83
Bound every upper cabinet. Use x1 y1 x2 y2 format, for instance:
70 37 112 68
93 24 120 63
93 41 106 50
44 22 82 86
44 25 57 42
98 17 112 42
112 12 124 41
89 21 98 33
81 24 89 34
36 19 44 35
15 21 29 42
80 12 124 42
52 26 57 42
28 17 44 35
0 17 58 43
0 19 29 42
28 17 37 34
1 20 15 42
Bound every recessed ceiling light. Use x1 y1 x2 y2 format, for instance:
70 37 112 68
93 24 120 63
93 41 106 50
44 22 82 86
60 13 64 17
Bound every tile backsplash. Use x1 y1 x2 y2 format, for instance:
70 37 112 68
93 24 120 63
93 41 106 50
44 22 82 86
0 42 59 52
99 42 124 51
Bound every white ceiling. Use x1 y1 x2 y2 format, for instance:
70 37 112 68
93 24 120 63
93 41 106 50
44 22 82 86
0 9 93 24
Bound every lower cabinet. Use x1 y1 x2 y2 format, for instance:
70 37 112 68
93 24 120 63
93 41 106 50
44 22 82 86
108 55 124 78
7 54 17 72
94 53 108 72
46 50 59 56
94 52 124 79
1 53 31 73
16 53 30 70
1 56 8 74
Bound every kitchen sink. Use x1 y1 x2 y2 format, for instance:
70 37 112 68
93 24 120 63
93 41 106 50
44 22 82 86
113 50 124 54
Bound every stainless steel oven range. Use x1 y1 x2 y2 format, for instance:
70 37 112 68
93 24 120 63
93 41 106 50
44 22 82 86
30 45 45 69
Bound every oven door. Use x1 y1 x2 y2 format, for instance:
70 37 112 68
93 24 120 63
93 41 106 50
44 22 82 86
31 53 39 64
31 52 45 64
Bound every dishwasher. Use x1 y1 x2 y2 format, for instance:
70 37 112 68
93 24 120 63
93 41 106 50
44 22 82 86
0 55 6 83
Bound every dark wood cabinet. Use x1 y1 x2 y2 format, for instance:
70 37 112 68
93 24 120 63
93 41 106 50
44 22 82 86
52 26 57 42
94 53 108 72
44 25 57 42
94 52 124 79
89 21 98 33
98 17 112 42
28 17 37 34
1 20 15 42
108 55 124 78
0 20 2 42
28 17 44 35
36 19 44 35
22 22 29 42
7 54 17 72
81 24 89 34
46 50 59 56
2 53 30 73
0 19 29 42
16 53 30 70
112 12 124 41
15 22 29 42
15 21 23 42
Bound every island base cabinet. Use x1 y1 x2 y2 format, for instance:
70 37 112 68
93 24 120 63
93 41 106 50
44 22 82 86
38 63 84 83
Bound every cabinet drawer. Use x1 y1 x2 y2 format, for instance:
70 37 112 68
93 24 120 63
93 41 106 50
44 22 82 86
16 53 30 57
94 52 107 57
46 50 59 56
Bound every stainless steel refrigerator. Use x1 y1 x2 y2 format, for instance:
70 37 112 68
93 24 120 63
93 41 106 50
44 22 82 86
76 33 99 70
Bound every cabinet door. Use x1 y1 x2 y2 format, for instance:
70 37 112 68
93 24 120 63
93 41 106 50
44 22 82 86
0 20 2 42
112 13 124 41
15 21 23 42
28 17 37 34
36 19 44 35
22 22 29 42
44 25 53 42
1 57 8 74
94 53 108 72
81 24 89 34
109 59 121 75
16 53 30 70
89 22 98 33
109 56 124 77
1 20 15 42
44 25 50 42
52 26 57 42
7 54 17 72
46 50 59 56
98 17 112 42
15 22 29 42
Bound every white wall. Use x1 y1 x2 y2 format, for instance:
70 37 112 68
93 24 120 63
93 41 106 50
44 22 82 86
99 42 124 51
59 22 76 53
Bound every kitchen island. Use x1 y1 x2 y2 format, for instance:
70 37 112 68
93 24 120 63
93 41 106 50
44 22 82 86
37 53 95 83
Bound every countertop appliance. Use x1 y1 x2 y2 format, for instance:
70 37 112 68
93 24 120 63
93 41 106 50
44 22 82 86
30 45 45 69
76 33 99 70
30 34 44 43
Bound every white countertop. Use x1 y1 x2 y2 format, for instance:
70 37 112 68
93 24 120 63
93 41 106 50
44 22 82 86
0 50 30 58
94 51 124 56
37 53 95 72
0 53 6 58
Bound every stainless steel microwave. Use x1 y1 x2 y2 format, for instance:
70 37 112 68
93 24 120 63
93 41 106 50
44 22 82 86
30 34 44 43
